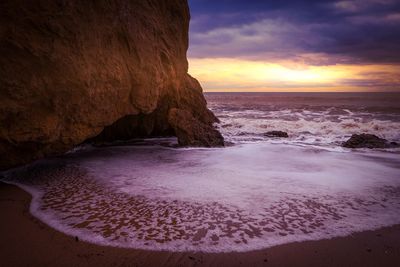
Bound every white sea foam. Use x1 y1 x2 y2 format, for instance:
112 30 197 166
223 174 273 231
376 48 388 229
2 143 400 252
216 108 400 147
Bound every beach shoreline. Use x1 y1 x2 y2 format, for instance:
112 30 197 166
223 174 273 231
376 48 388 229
1 181 400 267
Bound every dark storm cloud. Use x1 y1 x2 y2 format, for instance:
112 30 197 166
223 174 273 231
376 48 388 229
188 0 400 64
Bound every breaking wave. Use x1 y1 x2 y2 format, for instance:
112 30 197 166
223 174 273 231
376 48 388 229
216 108 400 148
205 93 400 149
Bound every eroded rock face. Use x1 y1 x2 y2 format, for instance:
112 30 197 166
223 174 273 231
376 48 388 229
0 0 221 170
168 108 224 147
342 134 397 149
264 131 289 138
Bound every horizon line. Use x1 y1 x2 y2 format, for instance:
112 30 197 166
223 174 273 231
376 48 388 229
203 90 400 93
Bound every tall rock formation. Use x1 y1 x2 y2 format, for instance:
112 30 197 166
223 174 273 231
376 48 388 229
0 0 223 170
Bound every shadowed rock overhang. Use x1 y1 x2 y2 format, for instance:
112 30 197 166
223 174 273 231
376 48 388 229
0 0 223 170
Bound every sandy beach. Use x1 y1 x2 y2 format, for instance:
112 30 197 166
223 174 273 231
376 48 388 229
1 182 400 267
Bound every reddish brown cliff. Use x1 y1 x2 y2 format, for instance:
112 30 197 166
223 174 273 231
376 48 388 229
0 0 223 170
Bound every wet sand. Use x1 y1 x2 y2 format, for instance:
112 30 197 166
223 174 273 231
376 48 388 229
1 182 400 267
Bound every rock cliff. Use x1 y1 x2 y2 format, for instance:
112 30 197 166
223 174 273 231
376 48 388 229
0 0 223 170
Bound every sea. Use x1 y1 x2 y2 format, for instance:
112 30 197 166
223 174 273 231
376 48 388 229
207 92 400 148
2 92 400 252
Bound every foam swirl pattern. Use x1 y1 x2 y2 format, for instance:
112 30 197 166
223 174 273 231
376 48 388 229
3 144 400 252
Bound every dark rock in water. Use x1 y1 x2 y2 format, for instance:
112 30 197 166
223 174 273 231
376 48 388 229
168 108 224 147
0 0 222 170
343 134 396 148
264 131 289 138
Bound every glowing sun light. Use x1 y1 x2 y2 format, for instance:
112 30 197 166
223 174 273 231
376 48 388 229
189 57 400 92
261 66 329 83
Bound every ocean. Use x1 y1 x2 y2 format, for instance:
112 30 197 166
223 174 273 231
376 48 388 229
2 92 400 252
206 92 400 149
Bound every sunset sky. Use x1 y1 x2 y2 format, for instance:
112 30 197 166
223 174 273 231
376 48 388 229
187 0 400 92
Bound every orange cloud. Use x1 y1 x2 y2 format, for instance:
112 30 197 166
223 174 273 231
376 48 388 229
188 57 400 92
